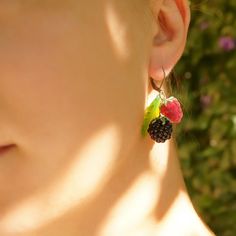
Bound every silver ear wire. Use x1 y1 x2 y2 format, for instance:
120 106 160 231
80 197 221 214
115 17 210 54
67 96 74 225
150 66 166 92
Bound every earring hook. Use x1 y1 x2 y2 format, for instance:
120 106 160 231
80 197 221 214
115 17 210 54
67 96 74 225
150 67 166 92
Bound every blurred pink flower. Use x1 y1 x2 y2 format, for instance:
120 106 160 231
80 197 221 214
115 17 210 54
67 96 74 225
218 36 236 51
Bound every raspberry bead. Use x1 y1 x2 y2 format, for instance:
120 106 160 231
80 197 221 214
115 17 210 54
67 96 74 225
160 98 183 124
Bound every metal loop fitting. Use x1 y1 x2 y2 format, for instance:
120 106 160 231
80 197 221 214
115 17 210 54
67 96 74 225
150 67 166 93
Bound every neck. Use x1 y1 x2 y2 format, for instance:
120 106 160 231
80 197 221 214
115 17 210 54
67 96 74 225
2 131 212 236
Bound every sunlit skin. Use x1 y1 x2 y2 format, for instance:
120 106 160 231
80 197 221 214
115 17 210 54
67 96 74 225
0 0 214 235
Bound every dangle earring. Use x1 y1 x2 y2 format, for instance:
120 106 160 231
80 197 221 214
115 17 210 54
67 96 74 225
141 67 183 143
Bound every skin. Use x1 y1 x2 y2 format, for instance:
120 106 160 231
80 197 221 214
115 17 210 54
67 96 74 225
0 0 215 235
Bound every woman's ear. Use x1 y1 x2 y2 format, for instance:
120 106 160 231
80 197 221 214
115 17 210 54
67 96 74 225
149 0 190 80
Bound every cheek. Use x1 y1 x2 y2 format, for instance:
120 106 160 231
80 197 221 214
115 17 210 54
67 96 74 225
0 12 109 212
0 27 86 155
0 8 103 155
0 37 83 212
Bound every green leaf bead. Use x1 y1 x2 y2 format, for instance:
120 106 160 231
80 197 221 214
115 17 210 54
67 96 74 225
141 96 161 137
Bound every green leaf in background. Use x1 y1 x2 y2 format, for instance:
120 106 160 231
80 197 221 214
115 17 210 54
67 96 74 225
141 96 160 137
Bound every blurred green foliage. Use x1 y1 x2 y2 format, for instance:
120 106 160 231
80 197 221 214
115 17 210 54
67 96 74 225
175 1 236 235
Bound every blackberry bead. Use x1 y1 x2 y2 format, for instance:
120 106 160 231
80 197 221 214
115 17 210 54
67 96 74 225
147 117 173 143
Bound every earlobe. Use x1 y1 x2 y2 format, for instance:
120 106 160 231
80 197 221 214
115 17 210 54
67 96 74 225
149 0 190 81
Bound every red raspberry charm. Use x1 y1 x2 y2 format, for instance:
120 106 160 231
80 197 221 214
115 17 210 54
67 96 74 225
160 97 183 124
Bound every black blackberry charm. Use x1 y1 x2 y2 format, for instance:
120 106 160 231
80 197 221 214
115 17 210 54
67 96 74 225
147 117 173 143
